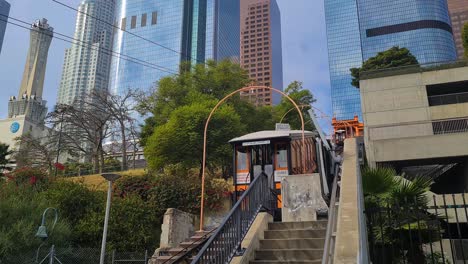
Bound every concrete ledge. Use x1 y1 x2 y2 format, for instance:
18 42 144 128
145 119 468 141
334 138 359 264
230 212 273 264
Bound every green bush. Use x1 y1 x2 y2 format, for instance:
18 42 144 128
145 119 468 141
41 181 104 226
0 183 72 258
147 172 231 215
5 167 50 189
114 174 156 201
74 195 161 251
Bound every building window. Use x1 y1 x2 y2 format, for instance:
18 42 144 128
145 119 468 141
121 17 126 30
131 16 137 29
141 13 147 27
152 11 158 25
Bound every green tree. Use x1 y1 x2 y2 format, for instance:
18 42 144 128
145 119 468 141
462 22 468 59
0 143 12 177
275 81 316 130
144 100 244 175
351 47 419 88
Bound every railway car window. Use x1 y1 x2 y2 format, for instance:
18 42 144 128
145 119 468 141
236 147 248 171
275 143 288 169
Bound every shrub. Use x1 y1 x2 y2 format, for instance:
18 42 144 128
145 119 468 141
5 167 50 189
0 183 72 258
41 181 104 226
114 174 156 201
74 195 161 251
147 172 232 215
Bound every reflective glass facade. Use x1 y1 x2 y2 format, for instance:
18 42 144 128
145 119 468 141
325 0 363 120
325 0 457 121
358 0 457 63
0 0 10 55
109 0 239 95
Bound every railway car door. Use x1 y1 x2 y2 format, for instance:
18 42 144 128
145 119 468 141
273 142 289 208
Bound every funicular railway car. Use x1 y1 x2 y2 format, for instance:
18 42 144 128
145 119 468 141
229 126 331 218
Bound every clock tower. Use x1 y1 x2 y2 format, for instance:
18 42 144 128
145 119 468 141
0 18 53 149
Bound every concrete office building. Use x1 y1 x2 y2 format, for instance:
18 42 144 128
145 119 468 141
57 0 115 105
239 0 283 106
109 0 240 95
0 19 53 148
448 0 468 58
325 0 457 121
0 0 10 55
360 62 468 193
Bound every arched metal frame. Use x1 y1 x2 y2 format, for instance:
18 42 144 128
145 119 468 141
199 85 306 231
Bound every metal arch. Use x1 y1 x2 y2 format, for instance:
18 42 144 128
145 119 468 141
199 85 306 231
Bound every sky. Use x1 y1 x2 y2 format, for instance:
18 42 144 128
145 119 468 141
0 0 332 133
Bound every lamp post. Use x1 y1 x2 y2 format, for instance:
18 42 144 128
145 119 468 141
99 173 121 264
35 208 58 264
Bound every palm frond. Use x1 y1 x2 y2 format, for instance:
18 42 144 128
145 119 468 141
362 166 398 196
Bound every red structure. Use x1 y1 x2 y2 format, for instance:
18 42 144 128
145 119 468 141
332 116 364 144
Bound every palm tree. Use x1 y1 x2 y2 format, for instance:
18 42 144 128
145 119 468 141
0 143 13 177
362 166 443 263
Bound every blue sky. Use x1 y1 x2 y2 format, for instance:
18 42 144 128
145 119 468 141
0 0 332 132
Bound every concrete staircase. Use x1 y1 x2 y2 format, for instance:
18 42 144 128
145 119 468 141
152 230 213 264
250 221 327 264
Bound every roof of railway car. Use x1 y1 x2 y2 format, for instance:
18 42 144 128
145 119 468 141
229 130 316 143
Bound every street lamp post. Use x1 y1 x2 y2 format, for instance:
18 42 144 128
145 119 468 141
35 208 58 264
99 173 121 264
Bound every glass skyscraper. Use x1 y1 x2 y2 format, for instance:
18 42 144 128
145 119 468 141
325 0 363 121
325 0 457 121
109 0 240 95
0 0 10 55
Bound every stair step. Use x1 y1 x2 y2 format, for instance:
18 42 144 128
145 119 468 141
264 229 326 239
155 255 181 264
254 249 323 261
179 240 203 248
167 247 191 256
268 221 328 231
259 238 325 249
250 261 321 264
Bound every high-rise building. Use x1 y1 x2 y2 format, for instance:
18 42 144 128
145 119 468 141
448 0 468 58
325 0 363 122
239 0 283 106
0 0 10 55
109 0 240 95
0 19 53 148
325 0 457 121
57 0 114 105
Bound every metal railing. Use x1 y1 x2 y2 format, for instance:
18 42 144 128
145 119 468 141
433 118 468 135
191 172 274 264
321 166 341 264
429 92 468 106
368 117 468 141
365 194 468 264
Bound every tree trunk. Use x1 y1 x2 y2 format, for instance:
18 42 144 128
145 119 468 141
120 120 128 171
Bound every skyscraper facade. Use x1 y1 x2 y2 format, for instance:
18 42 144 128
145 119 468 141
109 0 240 95
325 0 363 121
239 0 283 106
325 0 457 121
0 0 10 55
448 0 468 58
57 0 115 105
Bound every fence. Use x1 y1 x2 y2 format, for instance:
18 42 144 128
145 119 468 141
0 247 149 264
428 92 468 107
365 194 468 264
191 172 274 263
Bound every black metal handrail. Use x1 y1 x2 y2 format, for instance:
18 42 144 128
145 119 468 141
191 172 273 264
